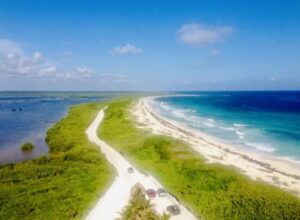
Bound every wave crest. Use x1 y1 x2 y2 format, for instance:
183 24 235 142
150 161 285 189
244 141 276 152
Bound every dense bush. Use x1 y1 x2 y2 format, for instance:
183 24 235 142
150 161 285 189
100 99 300 220
0 102 114 219
21 142 35 152
119 185 169 220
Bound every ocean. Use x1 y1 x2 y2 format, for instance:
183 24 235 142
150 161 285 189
151 91 300 161
0 92 116 164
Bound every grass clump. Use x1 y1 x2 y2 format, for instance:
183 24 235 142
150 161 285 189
21 142 35 152
99 98 300 220
0 102 114 220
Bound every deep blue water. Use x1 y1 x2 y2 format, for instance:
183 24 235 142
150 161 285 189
152 91 300 160
0 92 115 164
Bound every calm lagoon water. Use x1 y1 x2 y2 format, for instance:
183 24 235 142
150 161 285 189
0 92 116 164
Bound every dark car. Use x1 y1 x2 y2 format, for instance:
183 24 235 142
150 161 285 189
127 167 134 173
145 189 156 199
157 188 167 197
166 205 181 215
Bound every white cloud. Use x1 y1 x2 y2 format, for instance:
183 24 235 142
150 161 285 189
0 40 49 77
269 77 277 82
96 73 135 84
0 39 94 81
74 66 93 78
61 51 72 61
178 23 234 46
111 43 143 55
38 66 57 77
44 66 57 72
0 39 22 55
33 51 43 61
0 39 137 90
75 66 93 74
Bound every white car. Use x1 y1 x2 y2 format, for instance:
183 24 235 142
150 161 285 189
157 188 167 197
127 167 134 173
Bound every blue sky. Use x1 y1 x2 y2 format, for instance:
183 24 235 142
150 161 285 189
0 0 299 91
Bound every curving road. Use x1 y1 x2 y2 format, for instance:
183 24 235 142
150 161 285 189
85 107 198 220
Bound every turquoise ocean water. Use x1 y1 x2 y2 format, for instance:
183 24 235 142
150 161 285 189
151 92 300 161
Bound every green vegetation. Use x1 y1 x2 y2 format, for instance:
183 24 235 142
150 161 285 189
100 98 300 220
0 102 114 219
21 142 35 152
119 184 169 220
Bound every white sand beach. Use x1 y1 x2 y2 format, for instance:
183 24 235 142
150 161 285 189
132 97 300 196
85 107 198 220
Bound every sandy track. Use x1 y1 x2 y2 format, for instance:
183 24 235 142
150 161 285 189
85 107 198 220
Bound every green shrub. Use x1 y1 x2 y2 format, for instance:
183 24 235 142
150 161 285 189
119 185 169 220
21 142 35 152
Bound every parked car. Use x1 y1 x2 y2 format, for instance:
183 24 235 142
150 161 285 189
166 205 181 215
127 167 134 173
145 189 156 199
157 188 167 197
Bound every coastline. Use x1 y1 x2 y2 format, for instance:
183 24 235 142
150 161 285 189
133 96 300 196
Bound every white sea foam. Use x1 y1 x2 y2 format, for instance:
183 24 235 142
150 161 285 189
220 126 236 131
181 108 195 113
204 122 214 127
233 123 246 127
185 116 198 123
235 131 245 139
244 141 276 152
162 104 196 120
235 131 245 136
207 118 215 122
171 110 186 118
159 102 171 111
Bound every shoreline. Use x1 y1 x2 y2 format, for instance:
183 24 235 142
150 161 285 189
133 96 300 196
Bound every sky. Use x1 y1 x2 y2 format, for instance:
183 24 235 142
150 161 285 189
0 0 299 91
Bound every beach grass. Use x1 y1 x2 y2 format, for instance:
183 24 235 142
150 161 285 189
0 102 114 219
99 98 300 220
